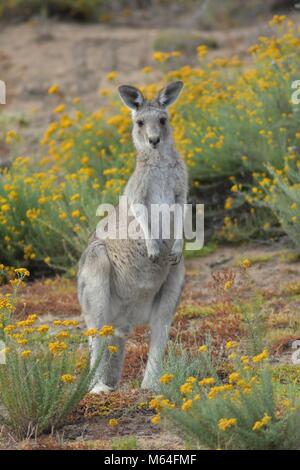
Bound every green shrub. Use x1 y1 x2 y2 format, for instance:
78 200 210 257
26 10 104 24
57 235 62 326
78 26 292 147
153 30 218 55
0 0 110 21
154 343 300 450
257 163 300 249
0 268 109 437
111 435 139 450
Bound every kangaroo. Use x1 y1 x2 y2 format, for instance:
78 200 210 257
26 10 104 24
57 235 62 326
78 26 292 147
78 81 188 393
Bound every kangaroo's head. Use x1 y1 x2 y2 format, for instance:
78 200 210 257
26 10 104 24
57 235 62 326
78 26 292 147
118 81 183 153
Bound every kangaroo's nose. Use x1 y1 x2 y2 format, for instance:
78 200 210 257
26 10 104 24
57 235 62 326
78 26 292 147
149 136 160 146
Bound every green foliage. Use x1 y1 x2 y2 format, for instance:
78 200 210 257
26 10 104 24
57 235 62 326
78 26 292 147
153 30 218 55
272 364 300 385
184 241 218 258
260 164 300 249
1 18 300 270
0 0 111 21
156 344 300 450
238 291 267 356
159 339 221 402
111 435 139 450
0 272 107 437
0 340 104 437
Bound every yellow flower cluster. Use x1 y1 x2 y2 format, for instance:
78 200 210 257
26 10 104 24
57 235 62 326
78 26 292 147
218 417 237 431
159 373 175 384
252 414 272 431
252 350 269 363
61 374 75 384
153 51 181 63
48 341 68 355
99 325 114 336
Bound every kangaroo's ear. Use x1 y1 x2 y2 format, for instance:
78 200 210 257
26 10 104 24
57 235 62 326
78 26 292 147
118 85 145 111
157 81 183 108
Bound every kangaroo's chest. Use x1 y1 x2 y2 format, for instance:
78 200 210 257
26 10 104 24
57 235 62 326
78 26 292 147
147 167 177 205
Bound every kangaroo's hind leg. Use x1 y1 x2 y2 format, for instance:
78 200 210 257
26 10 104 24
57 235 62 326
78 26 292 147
78 240 125 393
141 259 185 390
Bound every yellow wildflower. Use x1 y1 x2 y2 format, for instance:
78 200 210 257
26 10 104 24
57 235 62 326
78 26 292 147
6 130 18 144
252 350 269 363
199 377 216 386
84 328 97 337
186 376 197 383
252 414 272 431
159 373 175 384
218 417 237 431
240 259 251 269
99 325 114 336
48 341 68 355
37 325 49 333
61 374 75 384
14 268 30 277
21 350 32 358
4 324 16 333
226 340 238 350
180 382 193 394
48 84 60 95
53 104 65 114
56 330 71 339
142 66 153 73
197 45 208 58
181 399 193 411
151 414 160 425
224 280 233 290
106 71 117 81
228 372 240 383
108 418 119 427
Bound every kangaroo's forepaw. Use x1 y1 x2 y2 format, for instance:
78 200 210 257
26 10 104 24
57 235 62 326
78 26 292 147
148 252 159 263
147 240 160 263
169 240 183 265
90 382 113 394
168 250 182 265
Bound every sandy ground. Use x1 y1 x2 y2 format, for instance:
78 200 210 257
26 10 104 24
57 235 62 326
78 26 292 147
2 15 299 161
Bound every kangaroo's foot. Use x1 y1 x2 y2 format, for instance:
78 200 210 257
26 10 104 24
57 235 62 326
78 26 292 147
90 381 113 394
141 376 159 391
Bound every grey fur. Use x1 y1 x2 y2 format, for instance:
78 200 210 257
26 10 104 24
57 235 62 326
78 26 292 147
78 81 188 392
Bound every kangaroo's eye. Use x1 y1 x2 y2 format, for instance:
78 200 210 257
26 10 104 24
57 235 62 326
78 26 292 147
160 117 167 125
137 120 144 127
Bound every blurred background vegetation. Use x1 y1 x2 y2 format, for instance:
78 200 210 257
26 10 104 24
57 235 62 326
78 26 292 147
0 0 297 26
0 0 300 275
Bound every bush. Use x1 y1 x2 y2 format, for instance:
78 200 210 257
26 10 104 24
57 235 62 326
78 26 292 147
254 162 300 248
0 105 132 273
0 0 112 21
0 267 111 437
153 342 300 450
